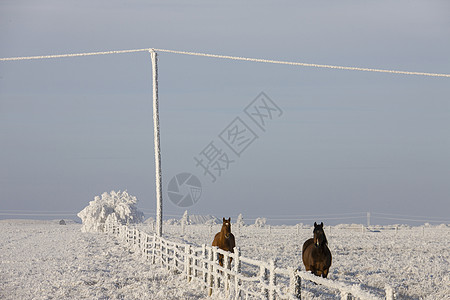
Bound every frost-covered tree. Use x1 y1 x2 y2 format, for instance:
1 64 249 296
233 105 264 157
236 213 245 227
180 210 190 226
77 190 144 232
254 217 267 228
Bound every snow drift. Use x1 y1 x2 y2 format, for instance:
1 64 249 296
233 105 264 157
77 190 144 232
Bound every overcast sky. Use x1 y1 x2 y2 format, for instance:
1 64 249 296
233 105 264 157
1 0 449 225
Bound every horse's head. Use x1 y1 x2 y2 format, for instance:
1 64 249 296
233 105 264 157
313 222 327 247
222 217 232 239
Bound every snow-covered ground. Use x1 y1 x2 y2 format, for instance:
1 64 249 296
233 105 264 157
1 220 449 299
0 220 209 300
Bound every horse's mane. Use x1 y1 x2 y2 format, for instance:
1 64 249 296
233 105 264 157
315 226 328 246
323 233 328 246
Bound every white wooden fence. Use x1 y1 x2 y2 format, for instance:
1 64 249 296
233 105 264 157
102 219 394 300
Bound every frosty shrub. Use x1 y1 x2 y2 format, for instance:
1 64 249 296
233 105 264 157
77 190 144 232
180 210 190 226
236 213 245 227
254 217 267 227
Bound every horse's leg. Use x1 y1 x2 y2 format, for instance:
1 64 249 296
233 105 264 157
218 254 224 267
322 268 329 278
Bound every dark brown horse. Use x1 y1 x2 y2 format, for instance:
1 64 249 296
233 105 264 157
212 217 236 267
302 222 332 278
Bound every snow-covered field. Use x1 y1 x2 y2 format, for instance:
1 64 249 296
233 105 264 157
1 219 449 299
0 220 208 300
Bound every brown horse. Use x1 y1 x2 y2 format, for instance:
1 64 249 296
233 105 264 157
302 222 332 278
212 217 236 267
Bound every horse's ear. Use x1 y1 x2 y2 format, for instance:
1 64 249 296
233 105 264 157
320 222 323 227
228 217 231 222
223 217 225 222
314 222 317 227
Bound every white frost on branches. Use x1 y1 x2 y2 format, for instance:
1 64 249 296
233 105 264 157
254 217 267 228
236 213 245 227
180 210 190 226
77 190 144 232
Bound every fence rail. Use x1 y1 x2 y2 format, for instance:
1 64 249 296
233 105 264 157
102 219 394 299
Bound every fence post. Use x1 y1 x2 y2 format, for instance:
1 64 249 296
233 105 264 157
202 244 207 283
385 285 394 300
213 247 219 289
166 240 170 270
260 264 268 299
174 244 178 269
224 251 230 295
143 233 148 257
145 234 150 260
208 247 214 296
130 227 133 244
193 247 198 279
233 247 241 299
268 259 276 300
151 234 156 264
185 245 192 282
290 269 301 300
137 230 141 250
135 228 138 246
139 232 144 256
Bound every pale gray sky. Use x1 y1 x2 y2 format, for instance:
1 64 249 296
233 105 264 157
1 0 449 225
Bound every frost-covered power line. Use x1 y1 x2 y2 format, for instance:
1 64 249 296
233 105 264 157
1 47 449 78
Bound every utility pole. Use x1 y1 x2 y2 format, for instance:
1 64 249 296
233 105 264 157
150 49 162 236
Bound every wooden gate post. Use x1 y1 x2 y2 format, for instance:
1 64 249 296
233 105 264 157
234 247 241 299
